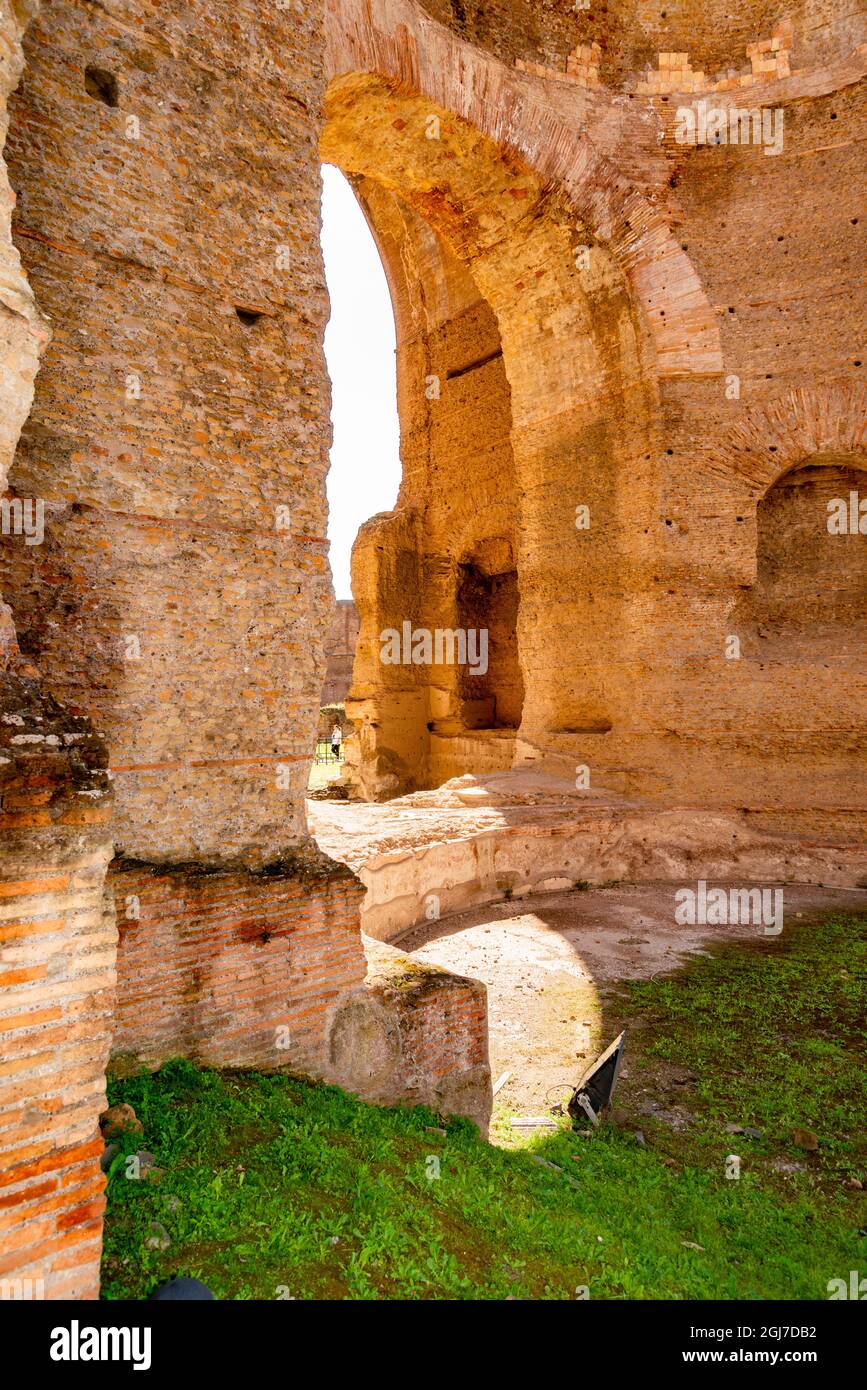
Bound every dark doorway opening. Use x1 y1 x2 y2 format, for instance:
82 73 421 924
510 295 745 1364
456 562 524 729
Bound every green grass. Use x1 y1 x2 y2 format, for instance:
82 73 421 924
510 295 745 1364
613 911 867 1180
101 913 866 1300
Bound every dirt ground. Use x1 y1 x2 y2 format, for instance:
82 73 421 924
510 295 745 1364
307 757 344 792
394 882 867 1121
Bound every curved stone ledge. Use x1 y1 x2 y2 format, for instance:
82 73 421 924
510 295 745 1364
311 775 867 945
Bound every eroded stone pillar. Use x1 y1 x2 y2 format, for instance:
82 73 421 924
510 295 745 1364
0 0 115 1300
1 0 355 1065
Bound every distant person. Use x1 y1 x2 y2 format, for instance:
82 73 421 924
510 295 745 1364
330 722 343 761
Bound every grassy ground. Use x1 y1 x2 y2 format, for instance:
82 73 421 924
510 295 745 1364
101 913 866 1300
307 746 343 792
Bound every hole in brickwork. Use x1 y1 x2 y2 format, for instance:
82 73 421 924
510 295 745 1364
456 563 524 730
84 65 119 107
734 459 867 649
235 307 263 326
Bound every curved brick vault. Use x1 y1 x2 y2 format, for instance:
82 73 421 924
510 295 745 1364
325 0 724 381
322 10 867 822
322 68 662 796
0 0 863 1301
700 381 867 492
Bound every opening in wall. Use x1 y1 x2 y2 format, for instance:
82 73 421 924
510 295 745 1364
456 560 524 730
738 457 867 659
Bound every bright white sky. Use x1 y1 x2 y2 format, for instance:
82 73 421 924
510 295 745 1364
321 164 401 599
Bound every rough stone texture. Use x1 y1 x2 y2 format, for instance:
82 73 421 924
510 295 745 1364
0 0 47 514
320 598 359 707
2 0 332 862
416 0 867 86
0 677 114 1300
344 938 492 1131
325 0 866 847
0 0 863 1298
0 0 116 1302
311 772 867 943
110 848 367 1074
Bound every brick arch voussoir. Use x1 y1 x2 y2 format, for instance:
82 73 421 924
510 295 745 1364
325 0 722 382
704 382 867 497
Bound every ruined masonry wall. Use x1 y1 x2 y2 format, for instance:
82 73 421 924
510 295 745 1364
0 1 116 1303
2 0 331 862
0 0 492 1301
111 852 367 1074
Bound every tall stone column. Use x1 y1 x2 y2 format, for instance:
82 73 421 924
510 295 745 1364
0 0 116 1302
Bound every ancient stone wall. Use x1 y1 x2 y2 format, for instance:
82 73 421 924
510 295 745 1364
0 0 396 1108
1 0 495 1299
2 0 332 862
0 677 114 1300
0 0 864 1300
111 849 367 1074
320 597 360 707
0 0 116 1301
326 0 866 842
334 939 491 1132
417 0 867 83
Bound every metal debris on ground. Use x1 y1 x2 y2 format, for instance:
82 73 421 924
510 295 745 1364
567 1029 627 1128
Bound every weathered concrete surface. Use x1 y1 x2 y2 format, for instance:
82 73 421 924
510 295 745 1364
0 0 863 1297
397 882 867 1119
311 772 867 942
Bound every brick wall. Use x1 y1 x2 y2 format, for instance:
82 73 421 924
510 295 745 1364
0 0 863 1299
326 1 866 839
110 850 367 1075
320 599 360 707
3 0 332 862
333 939 492 1131
417 0 866 82
0 677 114 1300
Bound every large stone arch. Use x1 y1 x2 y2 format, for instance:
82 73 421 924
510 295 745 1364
325 0 723 381
322 69 664 793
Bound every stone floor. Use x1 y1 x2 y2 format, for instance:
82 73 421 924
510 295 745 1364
394 882 867 1118
308 772 867 1119
309 771 867 943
